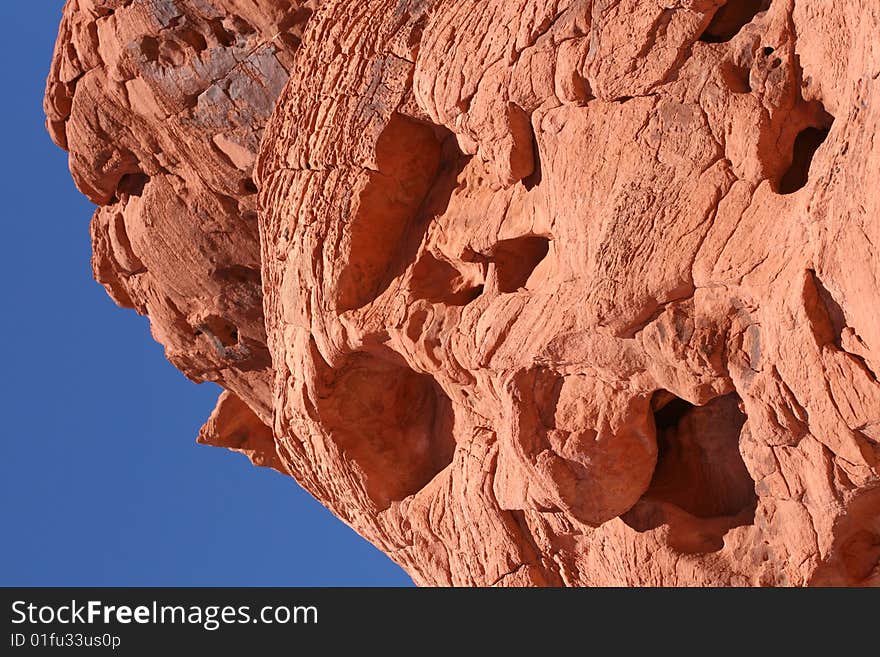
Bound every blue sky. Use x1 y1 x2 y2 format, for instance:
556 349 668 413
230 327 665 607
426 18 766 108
0 1 411 587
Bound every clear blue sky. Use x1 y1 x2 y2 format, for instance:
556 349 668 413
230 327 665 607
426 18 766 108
0 1 411 587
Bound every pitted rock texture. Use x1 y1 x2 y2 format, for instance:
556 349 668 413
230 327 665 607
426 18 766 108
48 0 880 586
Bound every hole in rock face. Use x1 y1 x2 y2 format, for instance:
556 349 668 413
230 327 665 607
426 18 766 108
239 178 258 195
699 0 770 43
140 36 159 61
623 392 757 553
409 253 483 306
649 392 756 518
198 315 240 348
335 113 443 312
313 349 456 510
208 19 235 47
227 14 256 36
721 60 752 93
177 28 208 53
491 235 550 293
778 123 832 194
214 264 261 285
116 172 149 197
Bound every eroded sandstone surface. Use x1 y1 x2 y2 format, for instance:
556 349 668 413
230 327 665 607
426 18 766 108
47 0 880 585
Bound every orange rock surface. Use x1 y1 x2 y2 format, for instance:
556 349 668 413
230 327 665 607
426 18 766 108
47 0 880 586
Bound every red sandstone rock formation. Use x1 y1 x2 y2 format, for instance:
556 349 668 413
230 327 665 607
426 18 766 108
47 0 880 586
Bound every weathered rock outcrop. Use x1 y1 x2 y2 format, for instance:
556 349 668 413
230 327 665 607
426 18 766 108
47 0 880 586
45 0 315 423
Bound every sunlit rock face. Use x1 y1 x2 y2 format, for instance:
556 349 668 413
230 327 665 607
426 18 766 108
45 0 316 422
48 0 880 586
